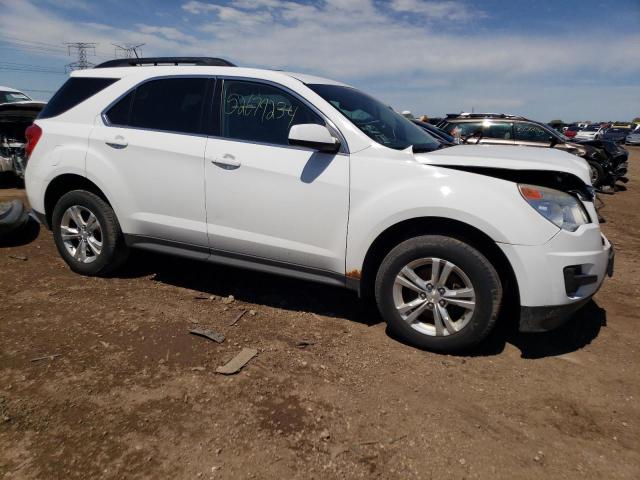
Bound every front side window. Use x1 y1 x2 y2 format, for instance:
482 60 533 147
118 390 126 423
220 80 323 146
308 84 440 152
515 123 551 143
446 122 481 138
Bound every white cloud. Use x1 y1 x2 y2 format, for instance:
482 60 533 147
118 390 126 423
389 0 482 22
0 0 638 119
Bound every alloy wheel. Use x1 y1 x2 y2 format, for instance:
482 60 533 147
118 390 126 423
392 257 476 336
60 205 103 264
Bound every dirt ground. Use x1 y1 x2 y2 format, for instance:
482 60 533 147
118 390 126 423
1 148 639 480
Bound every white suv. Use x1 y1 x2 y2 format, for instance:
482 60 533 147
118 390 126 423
24 57 613 352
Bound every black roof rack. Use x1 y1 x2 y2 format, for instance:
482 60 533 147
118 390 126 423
94 57 236 69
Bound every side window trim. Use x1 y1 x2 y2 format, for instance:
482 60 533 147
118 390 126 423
211 76 349 154
101 74 213 138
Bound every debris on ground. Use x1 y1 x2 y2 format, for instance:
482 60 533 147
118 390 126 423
228 309 247 326
189 328 225 344
216 348 258 375
296 339 315 348
222 295 235 304
8 254 27 261
249 309 257 316
30 353 62 363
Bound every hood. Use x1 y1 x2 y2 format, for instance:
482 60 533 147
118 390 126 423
415 144 591 185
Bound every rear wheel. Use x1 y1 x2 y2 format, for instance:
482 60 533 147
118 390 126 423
375 235 502 352
52 190 128 276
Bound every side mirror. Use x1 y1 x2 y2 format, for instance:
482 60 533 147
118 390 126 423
549 136 558 147
288 124 340 153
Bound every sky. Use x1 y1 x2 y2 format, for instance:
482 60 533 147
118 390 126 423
0 0 639 122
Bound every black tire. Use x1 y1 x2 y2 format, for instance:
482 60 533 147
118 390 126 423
375 235 502 352
588 161 605 187
52 190 128 276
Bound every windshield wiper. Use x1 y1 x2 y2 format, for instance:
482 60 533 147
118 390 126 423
412 145 438 153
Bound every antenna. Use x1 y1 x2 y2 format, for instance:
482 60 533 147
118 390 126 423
113 43 145 59
64 42 97 71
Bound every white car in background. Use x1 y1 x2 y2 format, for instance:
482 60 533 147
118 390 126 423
574 124 603 141
0 86 32 105
626 127 640 145
23 57 613 353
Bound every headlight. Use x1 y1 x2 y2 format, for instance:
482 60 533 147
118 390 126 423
518 184 590 232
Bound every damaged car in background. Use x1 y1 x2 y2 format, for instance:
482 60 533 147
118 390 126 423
439 113 628 190
0 86 45 179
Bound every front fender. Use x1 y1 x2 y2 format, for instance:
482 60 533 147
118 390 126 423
346 153 559 272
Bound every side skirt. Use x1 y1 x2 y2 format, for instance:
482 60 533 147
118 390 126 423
124 234 359 292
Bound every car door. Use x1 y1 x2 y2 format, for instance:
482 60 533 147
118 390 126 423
88 77 211 250
204 78 349 275
513 122 554 148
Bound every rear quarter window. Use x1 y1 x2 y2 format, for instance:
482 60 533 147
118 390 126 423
39 77 118 119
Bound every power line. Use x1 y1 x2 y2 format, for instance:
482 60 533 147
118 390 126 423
19 88 57 94
0 66 66 75
0 34 68 52
65 42 97 71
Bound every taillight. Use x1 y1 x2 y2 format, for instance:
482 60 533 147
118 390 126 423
25 123 42 159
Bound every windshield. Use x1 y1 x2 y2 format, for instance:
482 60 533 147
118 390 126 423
535 121 568 142
0 91 31 104
308 84 440 152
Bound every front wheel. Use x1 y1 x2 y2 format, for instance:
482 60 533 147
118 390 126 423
375 235 502 352
588 161 605 187
52 190 129 276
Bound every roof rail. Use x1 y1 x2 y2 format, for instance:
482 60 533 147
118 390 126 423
448 112 528 121
94 57 236 69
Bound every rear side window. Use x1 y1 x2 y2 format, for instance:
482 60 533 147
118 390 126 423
104 91 134 126
220 80 323 146
39 77 118 119
129 78 208 135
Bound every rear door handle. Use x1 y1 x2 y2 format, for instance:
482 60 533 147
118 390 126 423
105 135 128 149
211 154 241 170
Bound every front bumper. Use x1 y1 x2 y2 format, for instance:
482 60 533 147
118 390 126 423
498 223 612 332
614 161 628 178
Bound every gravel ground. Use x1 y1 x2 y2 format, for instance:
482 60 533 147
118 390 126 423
1 147 639 479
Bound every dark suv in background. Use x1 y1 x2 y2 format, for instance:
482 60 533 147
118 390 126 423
438 114 628 189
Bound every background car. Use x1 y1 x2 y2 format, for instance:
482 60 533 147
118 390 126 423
438 113 627 188
601 127 631 144
626 127 640 145
0 87 46 178
575 124 603 141
564 125 580 138
0 86 32 105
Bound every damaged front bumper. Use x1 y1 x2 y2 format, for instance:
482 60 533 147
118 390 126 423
498 222 612 333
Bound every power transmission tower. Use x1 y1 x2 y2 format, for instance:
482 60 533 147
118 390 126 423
113 43 145 59
64 42 97 71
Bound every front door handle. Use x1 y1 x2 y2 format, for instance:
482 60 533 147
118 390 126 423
105 135 128 149
211 154 241 170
